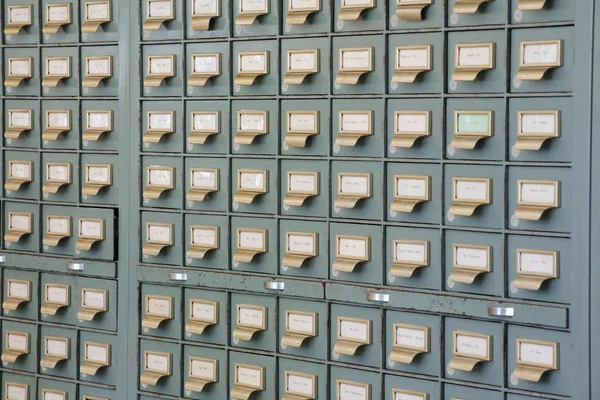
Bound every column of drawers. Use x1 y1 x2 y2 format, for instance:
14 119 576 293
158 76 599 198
1 1 122 399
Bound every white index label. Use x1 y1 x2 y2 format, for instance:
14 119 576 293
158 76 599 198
519 341 555 366
338 237 367 258
146 353 169 373
396 327 426 349
9 60 30 75
192 228 216 247
518 251 555 274
287 234 314 254
46 338 67 356
340 175 369 195
48 59 69 75
191 301 216 321
48 164 69 181
89 112 111 129
10 111 31 127
458 46 491 66
10 7 31 23
88 58 110 75
238 307 264 327
191 359 216 379
289 174 316 193
148 297 171 316
87 3 109 19
84 290 106 308
395 242 426 264
9 215 30 231
287 373 314 396
287 312 314 333
47 286 67 303
149 1 172 17
240 172 265 190
455 246 488 270
396 178 426 198
239 113 265 131
10 163 31 179
193 113 217 131
194 55 218 73
290 0 319 9
455 180 488 201
236 366 262 387
44 392 65 400
194 0 218 14
192 170 216 189
339 382 368 400
396 113 427 133
149 168 172 186
150 57 173 74
48 112 69 128
86 344 108 363
522 43 559 65
6 384 27 400
240 0 267 12
339 319 368 341
48 217 69 235
48 5 69 22
455 334 488 357
8 281 29 299
288 112 316 132
519 182 556 205
148 224 171 243
289 52 316 71
340 112 370 133
239 231 264 249
520 113 556 134
88 166 110 183
397 48 429 68
149 113 172 130
80 220 102 238
240 54 266 72
341 50 370 69
7 333 27 351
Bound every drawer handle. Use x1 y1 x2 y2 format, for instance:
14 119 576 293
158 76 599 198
488 306 515 317
366 292 390 303
0 255 6 264
169 272 188 282
67 262 84 271
264 281 285 291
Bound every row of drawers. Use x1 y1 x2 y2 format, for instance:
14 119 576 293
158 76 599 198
1 153 119 203
138 289 570 395
137 97 573 162
141 27 574 97
137 160 572 230
0 321 116 386
139 217 570 301
2 46 118 97
1 271 117 329
3 0 117 45
1 99 120 152
3 96 574 162
136 0 575 40
0 204 115 259
2 373 114 400
139 347 566 400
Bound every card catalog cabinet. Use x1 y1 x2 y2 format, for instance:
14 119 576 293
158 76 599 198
3 0 600 399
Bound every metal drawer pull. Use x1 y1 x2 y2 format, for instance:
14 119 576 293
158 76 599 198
169 272 188 281
488 306 514 317
0 255 5 263
366 292 390 303
67 262 84 271
264 281 285 291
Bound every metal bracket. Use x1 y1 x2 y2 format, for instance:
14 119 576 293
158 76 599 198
264 281 285 291
67 262 85 271
488 306 515 317
169 272 188 282
366 292 390 303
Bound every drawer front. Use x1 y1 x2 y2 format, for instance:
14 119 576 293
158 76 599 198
183 288 228 345
279 219 328 279
1 320 38 373
229 351 275 400
2 269 39 320
330 303 383 368
230 293 276 352
444 317 504 386
507 325 570 396
278 298 328 359
140 284 181 339
139 338 180 396
182 345 227 399
383 375 440 400
443 383 503 400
